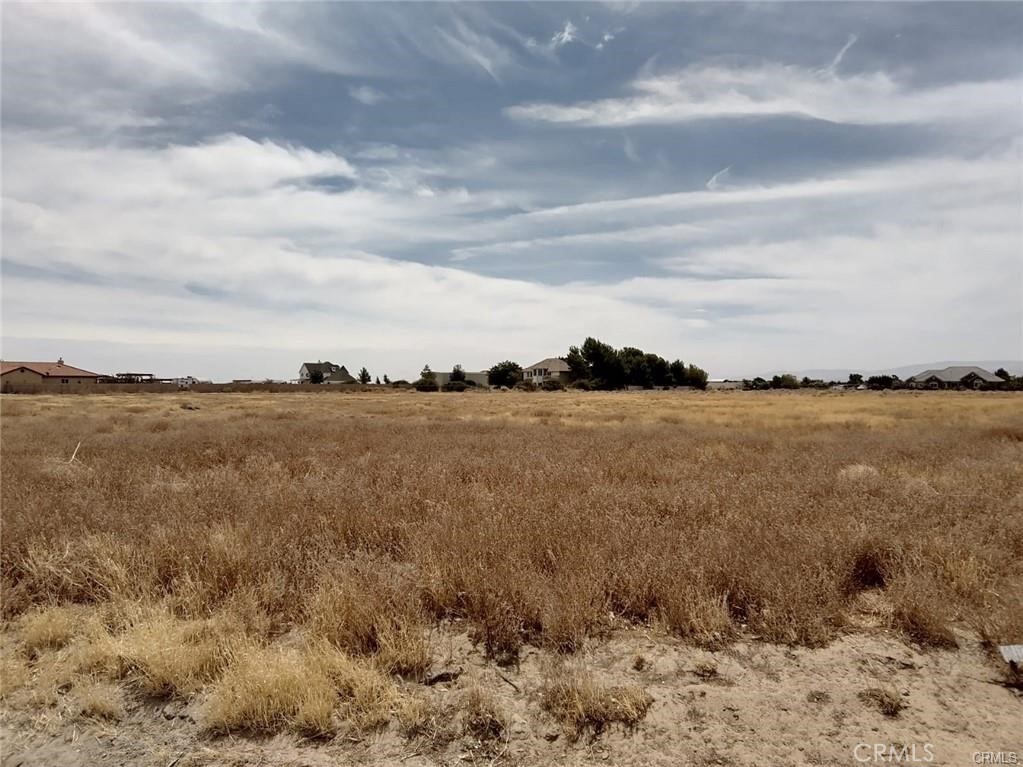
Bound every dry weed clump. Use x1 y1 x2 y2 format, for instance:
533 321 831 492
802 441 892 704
116 611 245 698
71 680 124 721
397 693 453 744
461 682 507 742
19 605 80 655
540 666 653 737
858 687 906 717
0 652 30 698
202 642 396 736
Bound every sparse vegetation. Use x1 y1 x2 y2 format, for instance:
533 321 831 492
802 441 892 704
1 390 1020 747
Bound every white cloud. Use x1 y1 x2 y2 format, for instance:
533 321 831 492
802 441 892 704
551 20 579 49
506 60 1022 127
4 131 1018 379
349 85 388 105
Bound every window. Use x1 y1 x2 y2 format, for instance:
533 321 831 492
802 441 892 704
61 378 68 384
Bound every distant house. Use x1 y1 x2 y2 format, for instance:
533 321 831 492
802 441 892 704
1 358 101 388
299 361 357 384
523 357 571 386
905 366 1004 390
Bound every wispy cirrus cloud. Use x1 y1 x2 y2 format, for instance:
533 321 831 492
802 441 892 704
506 61 1022 127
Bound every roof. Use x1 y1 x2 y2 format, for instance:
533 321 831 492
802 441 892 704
524 357 570 372
325 366 356 383
301 361 356 381
907 365 1002 383
1 361 100 378
302 361 341 374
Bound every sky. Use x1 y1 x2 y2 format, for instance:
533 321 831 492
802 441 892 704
2 2 1021 381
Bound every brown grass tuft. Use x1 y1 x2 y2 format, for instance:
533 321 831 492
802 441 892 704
858 687 906 717
540 667 653 737
71 680 124 721
116 611 244 698
19 605 80 654
202 641 397 736
461 682 506 742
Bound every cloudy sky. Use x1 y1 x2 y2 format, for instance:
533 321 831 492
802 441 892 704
2 2 1021 381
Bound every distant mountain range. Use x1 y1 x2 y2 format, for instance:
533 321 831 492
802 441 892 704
761 360 1023 382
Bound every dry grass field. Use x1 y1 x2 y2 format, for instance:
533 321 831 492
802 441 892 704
1 390 1021 766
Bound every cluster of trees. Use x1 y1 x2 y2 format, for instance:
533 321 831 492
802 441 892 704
563 337 707 390
413 364 483 392
410 338 709 394
487 360 522 389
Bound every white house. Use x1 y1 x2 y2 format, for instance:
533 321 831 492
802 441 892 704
523 357 571 385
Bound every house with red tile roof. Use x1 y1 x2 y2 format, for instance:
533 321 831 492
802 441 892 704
1 358 102 388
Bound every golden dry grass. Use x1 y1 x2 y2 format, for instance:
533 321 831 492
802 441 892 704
2 390 1021 736
540 666 653 737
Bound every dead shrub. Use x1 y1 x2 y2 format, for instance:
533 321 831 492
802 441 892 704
858 687 905 717
202 641 396 736
461 683 506 742
306 558 428 677
202 644 337 736
891 597 958 649
20 605 80 655
846 542 896 592
468 601 522 668
540 667 653 738
837 464 881 486
116 611 244 698
397 694 445 739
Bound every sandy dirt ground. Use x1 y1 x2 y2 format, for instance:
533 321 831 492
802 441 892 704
3 624 1020 767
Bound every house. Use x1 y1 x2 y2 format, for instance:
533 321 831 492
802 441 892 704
1 358 101 388
299 361 356 384
523 357 571 385
905 366 1004 390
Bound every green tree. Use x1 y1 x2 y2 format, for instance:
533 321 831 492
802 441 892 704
619 346 649 388
358 367 371 384
995 367 1011 381
451 364 466 382
488 360 522 388
415 365 439 391
582 337 625 390
375 376 381 385
645 353 671 388
771 374 799 389
668 359 687 387
848 373 864 386
383 374 391 384
685 364 708 390
565 346 589 382
308 369 325 384
866 374 897 390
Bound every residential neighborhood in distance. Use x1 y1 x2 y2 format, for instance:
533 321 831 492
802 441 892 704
1 355 1020 394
